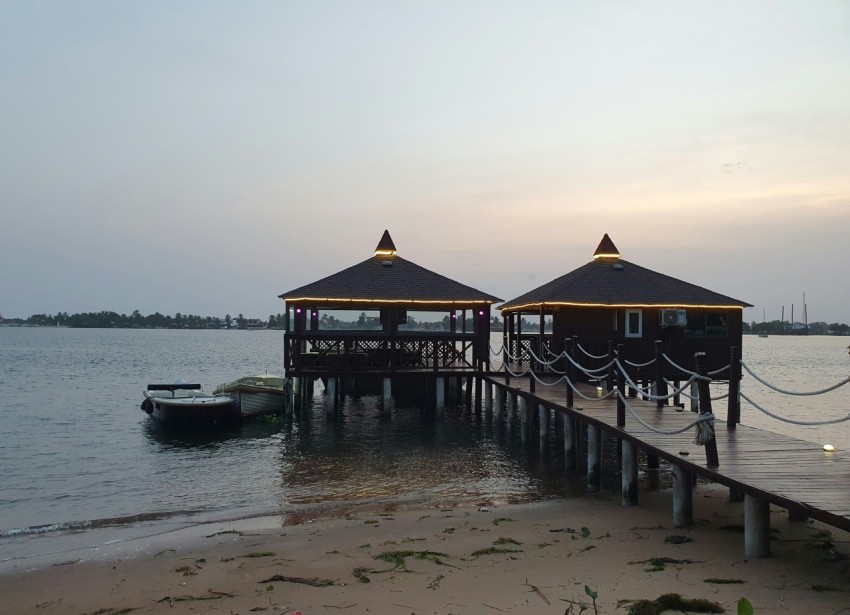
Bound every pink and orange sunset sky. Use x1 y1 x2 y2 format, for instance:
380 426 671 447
2 2 849 323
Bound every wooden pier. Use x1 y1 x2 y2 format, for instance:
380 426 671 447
484 370 850 557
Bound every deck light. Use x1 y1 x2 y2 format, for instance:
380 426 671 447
824 444 835 452
296 308 301 314
479 310 484 316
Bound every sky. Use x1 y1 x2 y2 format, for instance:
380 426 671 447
1 1 849 324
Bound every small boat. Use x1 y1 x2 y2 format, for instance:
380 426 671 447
214 374 288 418
141 382 239 426
758 332 768 338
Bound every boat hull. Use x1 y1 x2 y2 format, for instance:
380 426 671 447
143 395 240 426
214 376 287 419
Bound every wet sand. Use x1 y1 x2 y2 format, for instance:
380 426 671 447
3 483 850 614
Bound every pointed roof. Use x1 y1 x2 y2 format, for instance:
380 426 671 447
374 229 397 255
280 232 502 305
593 233 620 259
500 235 750 311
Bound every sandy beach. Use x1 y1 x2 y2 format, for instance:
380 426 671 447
3 483 850 614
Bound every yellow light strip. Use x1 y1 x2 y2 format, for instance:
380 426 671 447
374 249 397 256
284 297 493 305
593 253 620 259
500 301 745 312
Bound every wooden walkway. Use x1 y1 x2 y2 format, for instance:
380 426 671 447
486 374 850 534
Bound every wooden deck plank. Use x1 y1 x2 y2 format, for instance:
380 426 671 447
489 375 850 532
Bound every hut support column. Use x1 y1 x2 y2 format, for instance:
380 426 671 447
538 404 550 455
325 378 337 419
494 384 504 421
292 377 301 411
382 377 392 418
519 396 529 444
745 496 771 558
690 380 699 413
563 415 577 470
587 424 602 492
435 377 445 414
621 440 638 506
484 380 493 412
672 465 693 527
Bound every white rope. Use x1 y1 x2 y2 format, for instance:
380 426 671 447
567 376 618 400
563 352 617 377
615 359 706 403
708 364 730 377
489 343 504 356
616 389 714 436
661 353 711 380
740 392 850 425
740 361 850 396
660 378 728 402
624 358 656 368
576 344 609 360
526 347 567 367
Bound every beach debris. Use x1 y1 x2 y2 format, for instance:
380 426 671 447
523 580 550 605
737 597 753 615
352 567 372 583
492 517 514 526
704 578 745 584
155 590 235 605
375 549 450 571
580 527 591 538
664 534 693 544
79 608 139 615
206 529 242 538
154 549 177 557
493 537 522 546
470 546 522 558
172 565 197 576
679 450 690 456
625 593 723 614
258 574 336 587
628 556 700 572
242 551 277 558
549 527 577 533
427 573 445 590
478 506 489 512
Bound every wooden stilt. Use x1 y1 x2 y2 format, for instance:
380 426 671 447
621 439 638 506
563 415 577 470
587 424 602 492
538 404 550 456
744 495 771 558
672 465 693 528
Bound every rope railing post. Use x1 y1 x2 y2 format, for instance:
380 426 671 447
695 352 719 468
566 337 575 408
654 340 665 409
617 343 626 427
607 340 616 394
727 346 741 429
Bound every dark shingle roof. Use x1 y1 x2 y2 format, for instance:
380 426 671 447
500 244 750 311
279 234 501 304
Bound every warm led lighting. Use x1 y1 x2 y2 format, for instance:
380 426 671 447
593 252 620 259
824 444 835 452
374 249 397 257
500 302 746 312
284 297 493 305
596 386 603 398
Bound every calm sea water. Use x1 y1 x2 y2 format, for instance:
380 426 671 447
0 328 848 571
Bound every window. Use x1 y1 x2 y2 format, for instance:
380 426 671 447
625 309 642 338
684 311 729 338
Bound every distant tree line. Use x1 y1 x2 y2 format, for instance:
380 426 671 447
17 311 286 329
744 320 850 335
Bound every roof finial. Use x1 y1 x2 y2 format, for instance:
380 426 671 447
374 230 397 257
593 234 620 259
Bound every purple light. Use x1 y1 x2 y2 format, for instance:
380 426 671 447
479 310 484 316
451 314 456 319
312 311 317 317
296 308 301 314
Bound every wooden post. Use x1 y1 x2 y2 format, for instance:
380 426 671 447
519 395 529 444
744 495 771 557
566 336 576 408
325 377 337 419
516 312 523 367
563 414 577 470
494 383 504 420
621 439 638 506
484 379 493 412
672 465 693 527
607 340 616 394
587 424 602 492
690 380 699 413
538 404 550 456
654 340 666 409
673 379 681 409
435 377 445 413
474 376 482 414
694 352 720 468
727 346 742 429
382 377 392 418
616 343 626 427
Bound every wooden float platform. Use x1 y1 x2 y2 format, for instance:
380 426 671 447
487 374 850 533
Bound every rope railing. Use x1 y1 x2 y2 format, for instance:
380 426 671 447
615 388 715 441
624 357 656 368
740 361 850 396
740 392 850 426
661 353 712 380
489 343 505 356
576 344 609 360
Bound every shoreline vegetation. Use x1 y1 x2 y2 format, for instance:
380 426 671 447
1 311 849 335
3 484 850 614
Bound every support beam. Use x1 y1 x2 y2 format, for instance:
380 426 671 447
538 404 550 456
621 440 638 506
382 377 392 419
519 396 529 444
325 377 337 419
494 384 504 421
744 495 771 558
587 424 602 492
563 415 577 470
435 377 445 415
672 465 693 528
484 380 493 412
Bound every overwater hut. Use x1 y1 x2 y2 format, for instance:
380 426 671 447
279 230 502 410
499 234 751 378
